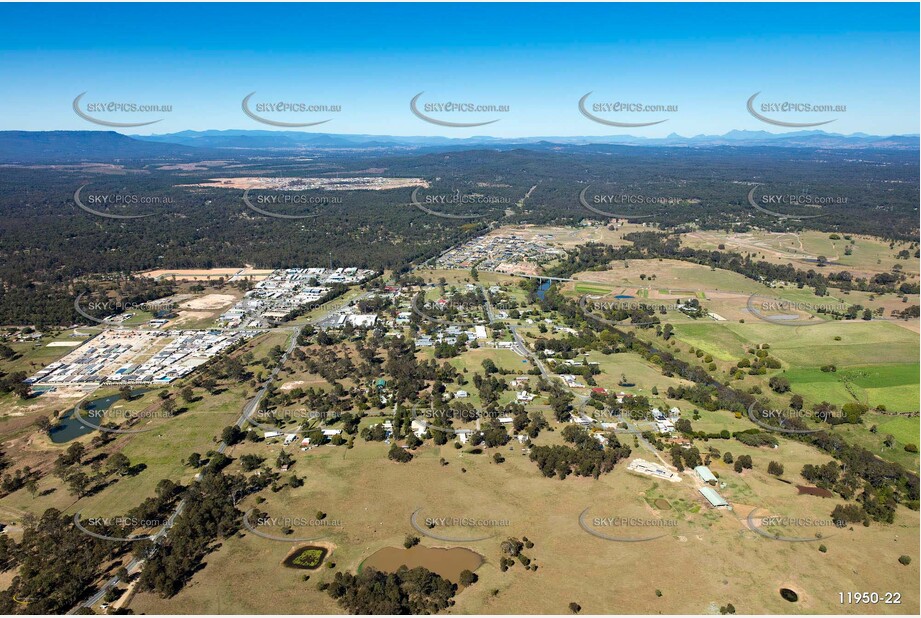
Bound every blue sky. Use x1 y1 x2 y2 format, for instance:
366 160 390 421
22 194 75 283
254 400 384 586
0 2 918 137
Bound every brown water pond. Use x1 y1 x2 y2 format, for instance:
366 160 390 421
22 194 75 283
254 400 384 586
360 546 483 585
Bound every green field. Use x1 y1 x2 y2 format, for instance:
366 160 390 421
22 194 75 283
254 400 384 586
785 364 920 411
674 321 918 369
573 283 614 295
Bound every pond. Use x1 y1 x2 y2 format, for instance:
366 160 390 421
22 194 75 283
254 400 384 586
780 588 799 602
536 280 551 300
49 389 151 444
360 546 483 586
283 545 328 570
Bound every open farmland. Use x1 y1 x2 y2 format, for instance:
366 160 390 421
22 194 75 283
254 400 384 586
129 423 919 615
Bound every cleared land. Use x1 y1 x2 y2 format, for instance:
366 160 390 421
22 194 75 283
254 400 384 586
130 423 919 615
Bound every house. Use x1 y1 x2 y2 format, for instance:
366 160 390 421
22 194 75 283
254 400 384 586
284 434 297 446
496 416 514 424
322 429 343 437
695 465 718 485
591 387 607 395
264 431 282 439
455 390 469 398
411 419 428 438
474 325 488 340
516 390 535 402
656 419 675 434
652 408 665 420
669 407 681 419
699 486 729 508
455 429 474 444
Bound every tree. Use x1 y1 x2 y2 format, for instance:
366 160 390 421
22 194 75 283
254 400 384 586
161 398 177 417
106 452 131 476
240 454 264 472
221 425 245 446
186 452 203 468
64 442 85 466
66 471 90 497
767 461 784 476
670 446 685 472
276 451 294 469
388 443 413 463
404 535 420 549
180 386 195 402
459 569 478 586
569 602 582 614
35 415 52 434
768 376 790 393
323 566 456 614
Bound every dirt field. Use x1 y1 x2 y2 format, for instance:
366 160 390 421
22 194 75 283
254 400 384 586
489 222 648 250
683 230 920 282
139 267 273 281
182 176 428 191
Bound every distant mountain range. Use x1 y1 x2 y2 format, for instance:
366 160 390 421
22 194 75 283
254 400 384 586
135 128 919 150
0 129 917 163
0 131 206 163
